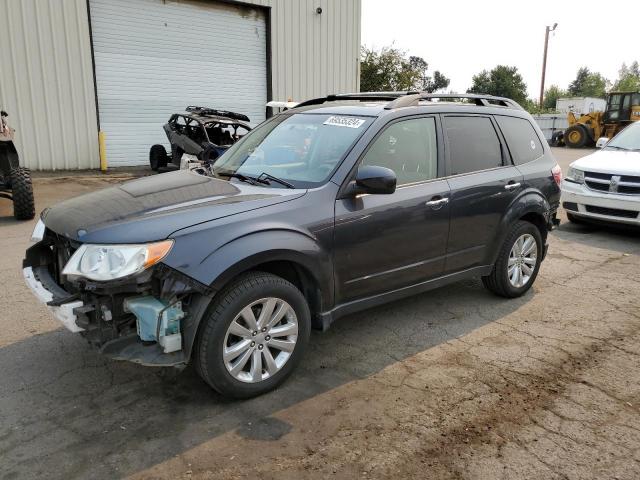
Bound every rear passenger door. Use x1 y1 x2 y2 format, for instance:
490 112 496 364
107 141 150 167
442 115 523 273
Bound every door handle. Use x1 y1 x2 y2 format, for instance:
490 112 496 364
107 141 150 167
504 182 521 191
425 197 449 209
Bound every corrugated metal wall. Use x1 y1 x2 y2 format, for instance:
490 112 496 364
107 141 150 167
247 0 362 101
0 0 361 170
0 0 99 170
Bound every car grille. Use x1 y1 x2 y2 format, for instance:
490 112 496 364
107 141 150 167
584 172 640 195
585 205 639 219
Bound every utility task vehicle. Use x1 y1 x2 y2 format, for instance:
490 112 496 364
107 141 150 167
0 110 35 220
24 93 561 398
150 106 251 172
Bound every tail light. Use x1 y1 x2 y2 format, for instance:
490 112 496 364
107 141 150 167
551 164 562 186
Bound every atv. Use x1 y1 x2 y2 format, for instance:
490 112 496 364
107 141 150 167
150 106 252 172
0 110 35 220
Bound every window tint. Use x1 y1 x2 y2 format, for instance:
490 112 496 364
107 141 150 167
361 117 438 185
495 116 543 165
444 116 502 175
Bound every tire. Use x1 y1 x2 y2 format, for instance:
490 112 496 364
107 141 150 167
170 145 184 167
195 272 311 399
550 131 564 147
10 167 35 220
564 125 589 148
149 144 168 171
482 221 543 298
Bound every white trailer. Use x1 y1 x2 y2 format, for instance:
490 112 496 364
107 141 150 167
555 97 606 115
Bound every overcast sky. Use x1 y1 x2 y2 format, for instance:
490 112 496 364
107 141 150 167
361 0 639 98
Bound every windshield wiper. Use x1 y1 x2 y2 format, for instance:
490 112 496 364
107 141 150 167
258 172 295 189
215 171 267 186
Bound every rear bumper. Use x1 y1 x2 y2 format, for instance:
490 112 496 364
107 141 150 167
23 266 84 333
561 180 640 226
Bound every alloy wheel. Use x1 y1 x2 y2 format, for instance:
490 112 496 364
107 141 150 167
507 233 538 288
223 297 298 383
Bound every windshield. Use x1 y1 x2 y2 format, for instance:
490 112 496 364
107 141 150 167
211 113 373 188
605 123 640 152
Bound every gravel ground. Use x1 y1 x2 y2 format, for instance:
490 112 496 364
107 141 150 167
1 148 639 480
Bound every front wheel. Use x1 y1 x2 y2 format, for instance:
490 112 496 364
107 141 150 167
564 125 589 148
482 221 543 298
195 272 311 398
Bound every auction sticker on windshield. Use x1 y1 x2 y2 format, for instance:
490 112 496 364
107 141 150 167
323 116 366 128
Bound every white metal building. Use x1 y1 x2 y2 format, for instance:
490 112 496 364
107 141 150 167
0 0 361 169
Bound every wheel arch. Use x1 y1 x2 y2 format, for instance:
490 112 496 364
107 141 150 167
488 190 550 266
179 231 332 361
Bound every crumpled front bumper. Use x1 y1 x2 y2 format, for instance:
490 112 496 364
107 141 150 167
23 266 84 333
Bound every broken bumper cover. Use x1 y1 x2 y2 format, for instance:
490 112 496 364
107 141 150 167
22 262 199 367
23 266 84 333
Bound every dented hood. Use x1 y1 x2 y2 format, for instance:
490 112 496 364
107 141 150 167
42 170 305 243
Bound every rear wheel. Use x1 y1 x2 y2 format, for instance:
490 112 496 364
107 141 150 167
482 221 542 298
564 125 589 148
10 167 35 220
149 144 168 171
195 272 311 398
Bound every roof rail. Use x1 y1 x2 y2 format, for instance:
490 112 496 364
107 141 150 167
384 93 523 110
185 106 250 122
294 91 419 108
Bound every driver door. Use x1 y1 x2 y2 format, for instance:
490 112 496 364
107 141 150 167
333 116 451 304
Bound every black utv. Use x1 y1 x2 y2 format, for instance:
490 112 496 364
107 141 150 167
149 106 252 172
0 110 34 220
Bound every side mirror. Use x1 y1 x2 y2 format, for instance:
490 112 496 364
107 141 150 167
596 137 608 148
346 165 397 196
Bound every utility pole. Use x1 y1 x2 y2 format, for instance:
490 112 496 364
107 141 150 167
539 23 558 108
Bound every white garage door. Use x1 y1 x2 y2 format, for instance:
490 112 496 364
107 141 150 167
89 0 267 167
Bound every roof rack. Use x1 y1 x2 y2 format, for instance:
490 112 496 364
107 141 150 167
294 91 419 108
185 106 250 122
384 93 523 110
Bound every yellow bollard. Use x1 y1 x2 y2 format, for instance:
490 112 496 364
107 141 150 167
98 131 107 172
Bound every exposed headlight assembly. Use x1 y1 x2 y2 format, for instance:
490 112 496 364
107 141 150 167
566 167 585 184
62 240 173 281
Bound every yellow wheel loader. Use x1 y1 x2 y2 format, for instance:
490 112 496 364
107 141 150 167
563 91 640 148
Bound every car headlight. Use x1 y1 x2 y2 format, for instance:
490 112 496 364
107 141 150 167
30 218 46 243
566 167 585 184
62 240 173 281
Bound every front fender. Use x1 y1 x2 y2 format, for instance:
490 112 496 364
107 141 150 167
166 228 333 305
487 189 550 265
173 229 333 361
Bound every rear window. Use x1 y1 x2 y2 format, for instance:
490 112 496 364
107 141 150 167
444 116 503 175
495 116 543 165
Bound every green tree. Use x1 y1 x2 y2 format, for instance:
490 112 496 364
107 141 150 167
613 61 640 91
467 65 528 105
542 85 567 110
567 67 608 97
408 56 450 92
359 46 450 92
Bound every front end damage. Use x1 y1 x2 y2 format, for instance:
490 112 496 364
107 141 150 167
23 229 211 367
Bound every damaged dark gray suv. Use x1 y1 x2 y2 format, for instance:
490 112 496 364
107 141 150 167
24 93 561 398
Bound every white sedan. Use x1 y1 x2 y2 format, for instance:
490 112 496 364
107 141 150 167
561 122 640 226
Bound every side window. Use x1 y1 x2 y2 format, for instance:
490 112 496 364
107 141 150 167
444 116 503 175
495 116 543 165
360 117 438 186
